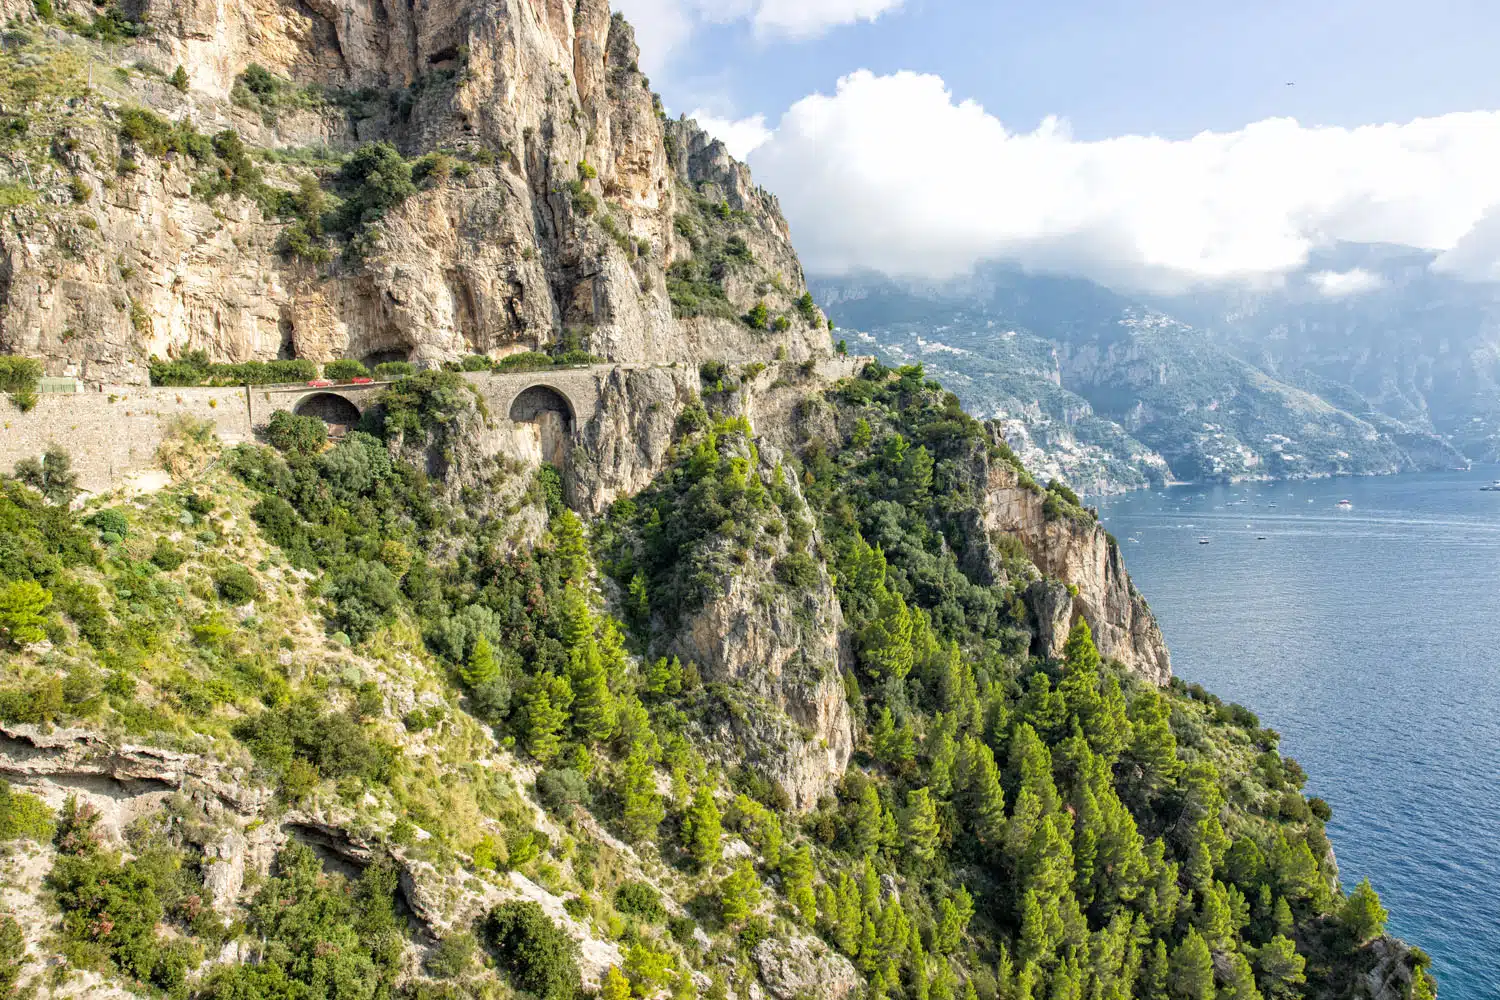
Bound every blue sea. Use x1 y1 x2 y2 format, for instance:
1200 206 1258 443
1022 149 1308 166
1095 469 1500 999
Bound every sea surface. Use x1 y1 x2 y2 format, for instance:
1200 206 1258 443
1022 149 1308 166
1095 468 1500 999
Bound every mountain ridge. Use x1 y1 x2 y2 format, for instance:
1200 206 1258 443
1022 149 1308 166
815 249 1495 493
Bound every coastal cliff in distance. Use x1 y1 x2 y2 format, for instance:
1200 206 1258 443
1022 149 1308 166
0 3 1431 1000
815 259 1488 494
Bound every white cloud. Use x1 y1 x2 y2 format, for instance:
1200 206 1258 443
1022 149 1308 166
611 0 903 70
687 109 773 159
749 0 905 39
746 70 1500 291
1308 269 1385 297
1432 206 1500 281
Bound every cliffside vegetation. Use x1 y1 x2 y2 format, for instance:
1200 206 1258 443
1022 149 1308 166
0 367 1431 1000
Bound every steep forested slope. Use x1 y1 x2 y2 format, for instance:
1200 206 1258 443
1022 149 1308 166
0 363 1431 1000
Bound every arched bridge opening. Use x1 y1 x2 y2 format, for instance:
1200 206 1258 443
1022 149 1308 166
508 384 576 426
294 393 363 437
509 384 574 467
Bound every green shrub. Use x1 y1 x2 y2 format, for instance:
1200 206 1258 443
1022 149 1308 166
494 352 555 373
774 551 820 589
377 370 474 439
0 916 21 997
744 301 768 330
487 901 581 1000
213 564 259 604
796 291 819 323
0 356 41 411
85 508 129 539
169 65 188 92
265 409 328 457
150 538 186 571
324 358 370 381
334 142 416 230
613 881 665 923
0 778 53 841
374 361 416 380
234 698 389 783
535 768 591 815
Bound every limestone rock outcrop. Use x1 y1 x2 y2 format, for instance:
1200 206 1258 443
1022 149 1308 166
753 935 861 1000
971 454 1172 684
0 0 828 383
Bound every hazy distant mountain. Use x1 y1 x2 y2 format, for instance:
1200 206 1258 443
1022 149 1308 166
813 247 1494 492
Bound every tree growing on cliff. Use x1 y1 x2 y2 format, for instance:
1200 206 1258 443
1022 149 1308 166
719 857 760 925
682 785 722 869
619 745 664 842
1341 878 1389 943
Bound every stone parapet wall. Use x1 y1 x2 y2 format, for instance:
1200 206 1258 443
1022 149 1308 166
0 385 252 494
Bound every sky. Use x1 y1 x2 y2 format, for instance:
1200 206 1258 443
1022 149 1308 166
610 0 1500 292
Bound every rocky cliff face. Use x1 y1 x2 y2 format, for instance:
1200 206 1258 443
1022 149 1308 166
0 0 828 383
969 448 1172 684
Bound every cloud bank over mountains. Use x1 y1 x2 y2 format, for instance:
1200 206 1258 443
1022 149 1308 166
689 70 1500 293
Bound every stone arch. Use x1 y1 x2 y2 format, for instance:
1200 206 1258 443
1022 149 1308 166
294 393 363 435
508 384 576 426
508 384 574 468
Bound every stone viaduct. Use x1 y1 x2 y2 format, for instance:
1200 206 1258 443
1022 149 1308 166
0 364 663 495
0 358 865 498
248 365 608 433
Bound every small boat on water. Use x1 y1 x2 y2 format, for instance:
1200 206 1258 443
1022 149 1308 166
1257 535 1268 540
1198 538 1211 545
1481 481 1500 492
1337 499 1353 509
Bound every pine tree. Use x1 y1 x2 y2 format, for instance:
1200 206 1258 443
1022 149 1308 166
1254 936 1306 999
628 571 651 625
644 656 683 698
683 785 722 869
1409 969 1437 1000
781 844 817 927
851 781 885 857
520 673 572 763
601 965 632 1000
1139 939 1170 1000
719 857 761 924
933 887 973 954
461 634 499 688
1272 896 1294 937
1008 724 1060 814
958 737 1007 847
558 586 593 649
859 585 915 681
1218 952 1262 1000
1124 689 1182 799
1062 617 1101 674
169 65 190 91
873 707 917 770
1166 928 1214 1000
1340 878 1388 943
620 744 664 841
568 640 615 743
1196 881 1235 948
553 507 588 582
901 787 941 871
